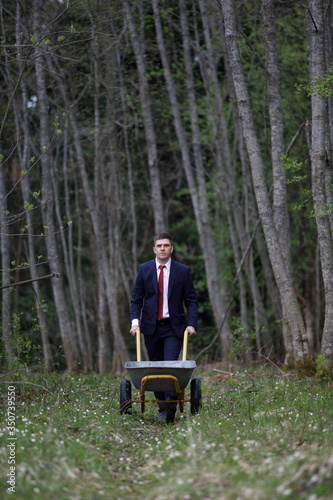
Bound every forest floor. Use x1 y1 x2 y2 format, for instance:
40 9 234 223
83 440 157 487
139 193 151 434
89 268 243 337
1 362 333 499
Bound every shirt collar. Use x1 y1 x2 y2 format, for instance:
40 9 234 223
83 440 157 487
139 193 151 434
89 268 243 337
155 258 171 271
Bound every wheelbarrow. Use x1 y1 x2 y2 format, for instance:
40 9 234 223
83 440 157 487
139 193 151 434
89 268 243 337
120 329 202 416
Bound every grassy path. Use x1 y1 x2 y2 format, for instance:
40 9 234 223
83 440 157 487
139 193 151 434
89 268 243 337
1 367 332 499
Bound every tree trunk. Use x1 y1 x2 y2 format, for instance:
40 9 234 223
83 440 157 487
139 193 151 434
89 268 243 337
179 0 232 355
220 0 314 373
324 0 333 232
262 0 294 363
203 0 274 354
52 121 92 372
123 0 165 233
104 151 130 372
33 0 81 372
4 1 54 372
151 0 229 355
16 115 54 371
0 162 13 362
117 46 138 277
307 0 333 371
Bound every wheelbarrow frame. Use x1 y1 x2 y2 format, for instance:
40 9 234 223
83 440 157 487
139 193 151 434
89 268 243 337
120 330 201 415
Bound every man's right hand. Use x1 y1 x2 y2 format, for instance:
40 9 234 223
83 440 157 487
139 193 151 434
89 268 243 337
130 326 140 337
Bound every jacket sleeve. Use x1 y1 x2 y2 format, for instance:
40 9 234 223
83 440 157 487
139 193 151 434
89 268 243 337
130 265 145 322
184 267 198 329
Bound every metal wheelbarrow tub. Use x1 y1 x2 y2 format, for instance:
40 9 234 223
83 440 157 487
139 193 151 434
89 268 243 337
125 360 196 391
120 330 202 415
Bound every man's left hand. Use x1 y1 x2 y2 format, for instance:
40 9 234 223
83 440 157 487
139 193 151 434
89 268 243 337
186 326 196 337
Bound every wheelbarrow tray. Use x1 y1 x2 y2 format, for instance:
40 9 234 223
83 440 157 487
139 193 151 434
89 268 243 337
125 360 196 391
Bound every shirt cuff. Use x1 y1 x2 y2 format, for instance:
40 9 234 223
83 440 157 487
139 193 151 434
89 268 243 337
131 319 139 327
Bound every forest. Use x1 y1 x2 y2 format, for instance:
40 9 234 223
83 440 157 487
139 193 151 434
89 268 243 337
1 0 333 376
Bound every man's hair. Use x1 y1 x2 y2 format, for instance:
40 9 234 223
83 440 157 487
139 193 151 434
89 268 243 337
153 232 173 246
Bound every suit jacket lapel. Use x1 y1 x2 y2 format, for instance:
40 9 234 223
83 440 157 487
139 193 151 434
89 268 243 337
168 260 177 299
151 260 158 295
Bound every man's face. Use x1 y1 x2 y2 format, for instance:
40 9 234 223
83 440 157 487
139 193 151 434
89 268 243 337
153 238 174 264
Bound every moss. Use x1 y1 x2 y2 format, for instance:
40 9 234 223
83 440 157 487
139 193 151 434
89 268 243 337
295 355 316 377
315 356 333 380
316 367 333 380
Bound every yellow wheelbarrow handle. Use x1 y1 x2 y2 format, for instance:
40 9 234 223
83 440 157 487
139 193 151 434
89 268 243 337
182 329 189 361
135 329 141 362
135 328 189 362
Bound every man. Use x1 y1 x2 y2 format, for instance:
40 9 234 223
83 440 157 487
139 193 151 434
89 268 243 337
130 232 198 422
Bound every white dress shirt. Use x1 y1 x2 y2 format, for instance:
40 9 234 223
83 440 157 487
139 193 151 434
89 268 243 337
131 258 171 327
157 258 171 319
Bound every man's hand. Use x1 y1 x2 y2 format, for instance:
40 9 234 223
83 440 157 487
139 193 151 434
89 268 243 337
130 326 140 337
186 326 196 337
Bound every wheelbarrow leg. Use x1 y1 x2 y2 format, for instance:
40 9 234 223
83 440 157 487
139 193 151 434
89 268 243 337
120 379 132 415
178 389 185 413
139 382 146 413
190 378 202 414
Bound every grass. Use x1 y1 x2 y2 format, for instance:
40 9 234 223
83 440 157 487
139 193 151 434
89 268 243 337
1 363 333 499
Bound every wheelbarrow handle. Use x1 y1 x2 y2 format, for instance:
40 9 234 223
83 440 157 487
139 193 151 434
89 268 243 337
182 329 189 361
136 328 189 362
135 330 141 362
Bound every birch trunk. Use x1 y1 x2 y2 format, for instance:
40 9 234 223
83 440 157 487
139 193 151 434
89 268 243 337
123 0 165 233
151 0 229 354
307 0 333 370
193 0 234 358
324 0 333 232
46 49 112 371
262 0 294 364
0 0 13 363
13 3 53 370
95 24 130 371
117 46 138 276
14 101 53 371
33 0 81 371
104 151 130 372
99 57 130 371
52 122 92 372
201 0 274 354
0 162 13 361
179 0 231 354
220 0 313 372
47 47 129 372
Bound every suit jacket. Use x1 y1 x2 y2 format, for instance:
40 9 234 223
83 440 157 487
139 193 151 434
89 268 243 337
131 259 198 339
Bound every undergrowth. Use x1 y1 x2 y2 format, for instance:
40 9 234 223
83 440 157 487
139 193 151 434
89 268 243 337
0 365 332 499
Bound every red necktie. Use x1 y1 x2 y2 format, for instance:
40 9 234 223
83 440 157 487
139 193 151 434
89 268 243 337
157 265 165 321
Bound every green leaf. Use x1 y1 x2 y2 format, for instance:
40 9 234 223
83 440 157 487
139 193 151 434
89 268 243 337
24 201 34 211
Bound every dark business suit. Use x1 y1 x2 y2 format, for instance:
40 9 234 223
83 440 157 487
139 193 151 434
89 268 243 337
130 258 198 413
131 259 198 343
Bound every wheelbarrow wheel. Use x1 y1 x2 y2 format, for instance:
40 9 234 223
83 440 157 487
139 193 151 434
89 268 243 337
120 379 132 415
190 378 202 414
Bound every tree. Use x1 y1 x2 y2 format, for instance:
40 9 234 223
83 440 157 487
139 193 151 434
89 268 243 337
220 0 314 373
261 0 293 363
307 0 333 371
151 0 232 358
33 0 82 371
123 0 165 233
